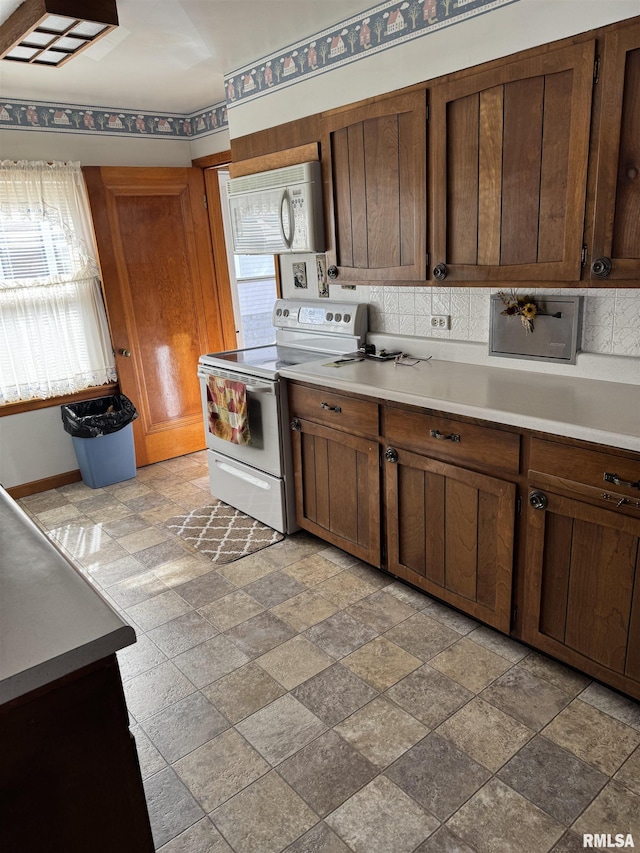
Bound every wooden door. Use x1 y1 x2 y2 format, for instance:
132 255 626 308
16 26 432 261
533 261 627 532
522 489 640 698
430 41 595 282
323 91 427 283
589 20 640 281
385 447 515 631
84 167 226 466
291 419 381 566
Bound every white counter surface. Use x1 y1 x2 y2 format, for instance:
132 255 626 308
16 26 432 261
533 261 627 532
280 356 640 453
0 487 135 704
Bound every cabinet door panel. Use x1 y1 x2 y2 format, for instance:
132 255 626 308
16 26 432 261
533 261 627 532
537 512 573 643
478 86 503 266
327 440 359 541
476 491 499 610
431 41 594 281
447 93 479 265
523 489 640 697
591 21 640 280
445 478 479 600
291 419 380 566
500 76 544 266
365 114 401 269
386 448 515 631
538 69 573 262
324 92 426 282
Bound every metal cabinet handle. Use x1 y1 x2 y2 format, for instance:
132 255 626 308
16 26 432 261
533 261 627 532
433 263 448 281
291 419 301 431
529 491 548 510
119 348 131 357
604 472 640 491
327 265 339 280
321 402 342 413
591 257 612 278
385 447 398 463
430 429 460 443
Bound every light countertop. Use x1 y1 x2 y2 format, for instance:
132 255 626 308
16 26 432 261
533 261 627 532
280 356 640 453
0 487 135 704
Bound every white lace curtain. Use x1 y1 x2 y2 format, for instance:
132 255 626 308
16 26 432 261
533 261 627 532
0 160 116 404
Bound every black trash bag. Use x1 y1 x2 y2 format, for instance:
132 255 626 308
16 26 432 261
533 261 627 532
61 394 138 438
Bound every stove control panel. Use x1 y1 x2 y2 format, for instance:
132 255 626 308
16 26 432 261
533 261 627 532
273 299 367 338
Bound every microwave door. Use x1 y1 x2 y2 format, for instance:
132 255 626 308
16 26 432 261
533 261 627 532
229 188 290 254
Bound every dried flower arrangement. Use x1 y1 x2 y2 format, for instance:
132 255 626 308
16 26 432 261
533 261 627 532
498 290 538 333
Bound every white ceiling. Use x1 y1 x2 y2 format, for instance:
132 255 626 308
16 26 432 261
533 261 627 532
0 0 371 113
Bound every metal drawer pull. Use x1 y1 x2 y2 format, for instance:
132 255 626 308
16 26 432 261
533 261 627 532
430 429 460 442
321 402 342 413
603 472 640 491
602 493 640 510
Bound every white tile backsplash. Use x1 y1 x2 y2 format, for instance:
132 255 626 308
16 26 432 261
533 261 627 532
367 285 640 357
278 255 639 359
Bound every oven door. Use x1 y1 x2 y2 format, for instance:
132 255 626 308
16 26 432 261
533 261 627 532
207 450 287 533
197 364 284 478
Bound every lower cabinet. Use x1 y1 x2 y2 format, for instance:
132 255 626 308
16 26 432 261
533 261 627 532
286 380 640 700
1 656 154 853
290 417 381 567
521 437 640 700
384 445 516 632
523 489 640 698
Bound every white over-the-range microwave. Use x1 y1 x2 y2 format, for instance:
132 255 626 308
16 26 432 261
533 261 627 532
227 161 325 255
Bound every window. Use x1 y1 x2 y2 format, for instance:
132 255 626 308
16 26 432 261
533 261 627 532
0 160 116 405
233 253 278 348
217 170 278 349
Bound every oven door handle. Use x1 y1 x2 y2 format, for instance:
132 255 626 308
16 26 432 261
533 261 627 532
197 369 274 393
214 459 271 490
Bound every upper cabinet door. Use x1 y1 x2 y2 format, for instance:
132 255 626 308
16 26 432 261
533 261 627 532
323 91 427 283
430 41 595 282
590 21 640 282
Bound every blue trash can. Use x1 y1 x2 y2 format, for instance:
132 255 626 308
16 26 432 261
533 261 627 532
70 423 136 488
61 395 138 489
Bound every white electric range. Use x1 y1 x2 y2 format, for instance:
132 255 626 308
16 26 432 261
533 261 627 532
197 298 368 533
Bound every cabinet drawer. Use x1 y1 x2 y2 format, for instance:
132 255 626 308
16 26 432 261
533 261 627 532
288 383 379 438
385 405 520 475
530 438 640 498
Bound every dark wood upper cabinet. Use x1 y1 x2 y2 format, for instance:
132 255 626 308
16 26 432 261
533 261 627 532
323 91 427 283
590 20 640 282
429 41 596 282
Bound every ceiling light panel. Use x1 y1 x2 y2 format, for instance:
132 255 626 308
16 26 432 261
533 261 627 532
0 0 118 67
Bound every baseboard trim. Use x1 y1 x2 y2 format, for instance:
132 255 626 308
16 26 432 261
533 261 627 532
6 470 82 499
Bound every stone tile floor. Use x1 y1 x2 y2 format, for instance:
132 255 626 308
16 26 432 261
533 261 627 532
20 450 640 853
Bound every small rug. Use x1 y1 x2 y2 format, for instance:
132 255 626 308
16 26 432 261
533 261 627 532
165 502 284 564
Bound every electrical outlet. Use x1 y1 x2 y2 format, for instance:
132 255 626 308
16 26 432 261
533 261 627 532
430 315 451 329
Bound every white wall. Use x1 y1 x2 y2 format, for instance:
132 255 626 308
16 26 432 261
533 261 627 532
0 127 231 166
228 0 640 138
0 128 193 167
0 407 78 490
190 130 231 160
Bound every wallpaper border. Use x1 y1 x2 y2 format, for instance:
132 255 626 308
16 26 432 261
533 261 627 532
224 0 521 107
0 97 228 139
